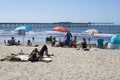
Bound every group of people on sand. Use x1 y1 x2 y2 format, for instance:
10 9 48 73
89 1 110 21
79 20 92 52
4 37 35 46
63 31 89 49
3 31 108 62
64 32 88 49
3 36 51 62
4 37 21 46
46 31 78 48
46 31 101 50
19 36 87 62
29 37 87 62
46 31 108 50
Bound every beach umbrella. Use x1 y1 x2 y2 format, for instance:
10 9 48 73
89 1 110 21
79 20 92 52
14 26 32 31
85 29 101 44
85 29 101 35
14 26 32 44
52 26 69 32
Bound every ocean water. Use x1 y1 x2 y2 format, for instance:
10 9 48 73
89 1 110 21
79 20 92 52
0 25 120 45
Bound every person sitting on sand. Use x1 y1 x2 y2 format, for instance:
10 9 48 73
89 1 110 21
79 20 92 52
27 40 32 46
6 40 11 46
29 45 49 62
70 36 77 48
46 36 53 43
51 37 57 47
29 48 39 62
17 40 21 46
77 37 87 50
10 37 16 45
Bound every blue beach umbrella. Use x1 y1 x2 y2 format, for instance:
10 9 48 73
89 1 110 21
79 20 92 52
14 26 32 31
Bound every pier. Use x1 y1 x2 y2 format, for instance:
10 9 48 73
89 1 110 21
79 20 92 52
0 22 114 30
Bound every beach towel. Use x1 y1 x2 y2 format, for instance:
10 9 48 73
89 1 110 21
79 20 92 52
0 54 54 62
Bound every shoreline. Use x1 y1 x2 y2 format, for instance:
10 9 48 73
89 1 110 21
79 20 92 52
0 32 113 44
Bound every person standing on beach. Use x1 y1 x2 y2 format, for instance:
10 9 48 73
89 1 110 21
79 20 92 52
32 37 35 42
32 37 34 41
65 31 72 46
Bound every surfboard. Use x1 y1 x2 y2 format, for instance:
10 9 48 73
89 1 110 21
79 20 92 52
41 55 53 62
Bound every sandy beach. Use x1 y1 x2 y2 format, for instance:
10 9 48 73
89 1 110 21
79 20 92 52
0 44 120 80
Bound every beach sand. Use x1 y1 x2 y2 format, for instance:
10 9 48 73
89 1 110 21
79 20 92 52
0 44 120 80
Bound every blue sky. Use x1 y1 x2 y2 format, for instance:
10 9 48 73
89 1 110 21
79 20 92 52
0 0 120 24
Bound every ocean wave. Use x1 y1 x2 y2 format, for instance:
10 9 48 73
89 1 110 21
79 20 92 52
0 30 113 38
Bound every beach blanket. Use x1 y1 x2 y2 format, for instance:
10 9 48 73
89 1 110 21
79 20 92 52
15 55 29 61
0 54 54 62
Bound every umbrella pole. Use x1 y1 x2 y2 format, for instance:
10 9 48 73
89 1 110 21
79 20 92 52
22 35 25 46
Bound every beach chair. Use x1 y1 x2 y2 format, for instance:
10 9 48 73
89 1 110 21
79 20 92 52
97 39 104 48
